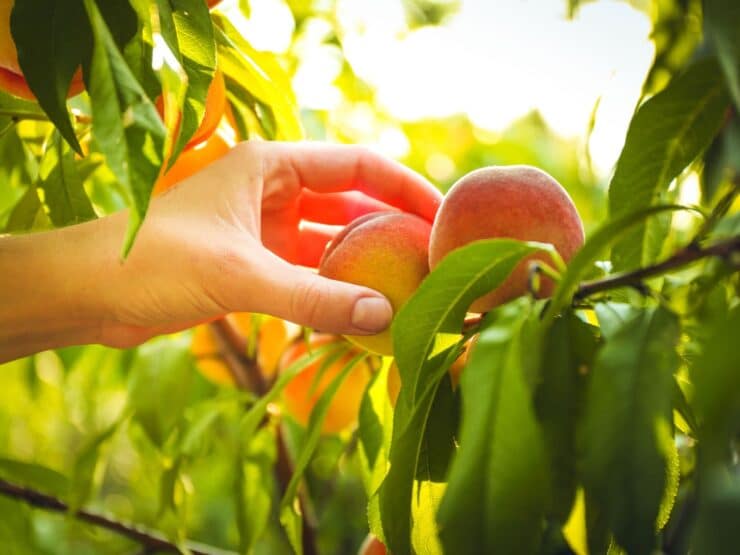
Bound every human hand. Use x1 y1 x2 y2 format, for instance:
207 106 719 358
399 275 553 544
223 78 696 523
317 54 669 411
0 141 441 360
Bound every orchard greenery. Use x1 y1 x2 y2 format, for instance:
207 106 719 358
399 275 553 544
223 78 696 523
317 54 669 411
0 1 738 555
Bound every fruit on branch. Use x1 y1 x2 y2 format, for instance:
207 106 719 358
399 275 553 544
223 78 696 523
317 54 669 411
387 336 473 405
319 212 432 356
358 535 387 555
153 123 233 195
279 334 374 434
191 313 293 386
429 166 584 312
156 70 227 150
0 0 85 100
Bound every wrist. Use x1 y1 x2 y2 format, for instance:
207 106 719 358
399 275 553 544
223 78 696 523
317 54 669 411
0 216 119 362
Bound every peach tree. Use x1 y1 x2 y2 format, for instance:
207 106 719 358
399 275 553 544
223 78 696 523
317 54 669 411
0 1 738 554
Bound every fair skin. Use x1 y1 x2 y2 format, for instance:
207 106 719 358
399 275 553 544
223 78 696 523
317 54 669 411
0 141 442 363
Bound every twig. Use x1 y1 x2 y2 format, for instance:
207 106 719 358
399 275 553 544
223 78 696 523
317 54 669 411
462 235 740 330
0 479 232 555
574 235 740 301
210 317 319 555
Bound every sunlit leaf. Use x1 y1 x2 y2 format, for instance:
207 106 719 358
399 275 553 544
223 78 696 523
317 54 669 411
609 58 729 270
83 0 165 255
437 300 550 555
37 130 96 226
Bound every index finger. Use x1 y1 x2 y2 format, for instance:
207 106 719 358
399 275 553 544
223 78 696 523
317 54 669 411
260 142 443 222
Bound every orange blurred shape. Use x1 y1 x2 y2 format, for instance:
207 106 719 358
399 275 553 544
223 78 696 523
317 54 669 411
207 0 222 7
358 535 387 555
280 334 373 434
156 70 227 152
191 313 294 386
152 123 233 195
0 0 85 100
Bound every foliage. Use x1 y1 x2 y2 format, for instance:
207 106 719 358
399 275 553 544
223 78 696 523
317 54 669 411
0 0 738 554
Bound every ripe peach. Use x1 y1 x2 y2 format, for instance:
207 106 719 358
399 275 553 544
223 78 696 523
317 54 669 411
191 313 293 386
280 334 373 434
358 535 387 555
429 166 584 312
319 212 432 356
0 0 84 100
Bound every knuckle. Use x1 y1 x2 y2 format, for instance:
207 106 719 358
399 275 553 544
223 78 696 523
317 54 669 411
290 279 329 327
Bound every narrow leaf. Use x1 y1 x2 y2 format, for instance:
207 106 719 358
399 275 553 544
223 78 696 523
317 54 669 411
83 0 165 254
11 0 86 152
437 300 550 555
704 0 740 110
609 58 729 270
37 131 96 226
581 305 680 554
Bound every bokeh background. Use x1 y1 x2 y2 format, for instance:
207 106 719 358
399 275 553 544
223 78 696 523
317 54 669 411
0 0 706 553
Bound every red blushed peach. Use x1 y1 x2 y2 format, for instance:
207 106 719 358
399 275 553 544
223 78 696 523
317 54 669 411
429 166 584 312
358 535 387 555
319 212 432 356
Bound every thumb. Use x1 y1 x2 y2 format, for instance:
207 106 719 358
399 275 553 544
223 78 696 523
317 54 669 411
250 252 393 335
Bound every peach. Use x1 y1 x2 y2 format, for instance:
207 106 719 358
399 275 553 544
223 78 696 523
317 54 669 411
319 212 432 356
280 334 374 434
429 166 584 312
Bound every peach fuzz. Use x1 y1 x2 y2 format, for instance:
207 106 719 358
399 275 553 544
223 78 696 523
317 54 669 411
429 166 584 312
319 212 432 356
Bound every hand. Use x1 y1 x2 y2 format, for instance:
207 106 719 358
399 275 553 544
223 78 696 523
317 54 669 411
0 141 442 361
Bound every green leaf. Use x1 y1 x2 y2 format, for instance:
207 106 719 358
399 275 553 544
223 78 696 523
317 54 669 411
691 304 740 465
691 469 740 555
534 310 599 522
392 238 549 404
0 458 69 498
0 497 34 555
236 425 277 554
609 58 729 270
83 0 166 255
127 336 192 448
581 305 680 555
415 373 459 483
162 0 217 163
379 347 459 555
279 353 367 555
37 130 96 226
437 300 550 555
69 421 120 511
213 16 303 140
4 186 41 232
11 0 86 152
238 342 343 443
544 204 696 324
704 0 740 110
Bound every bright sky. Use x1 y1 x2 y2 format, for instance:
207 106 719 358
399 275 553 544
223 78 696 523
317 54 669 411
224 0 655 177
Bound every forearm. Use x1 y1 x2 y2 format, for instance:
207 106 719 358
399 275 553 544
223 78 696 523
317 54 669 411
0 216 122 363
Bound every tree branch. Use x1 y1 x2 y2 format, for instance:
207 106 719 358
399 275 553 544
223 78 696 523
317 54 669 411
573 235 740 301
0 479 234 555
462 235 740 331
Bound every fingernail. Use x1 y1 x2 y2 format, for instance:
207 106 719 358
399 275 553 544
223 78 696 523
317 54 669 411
351 297 393 332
